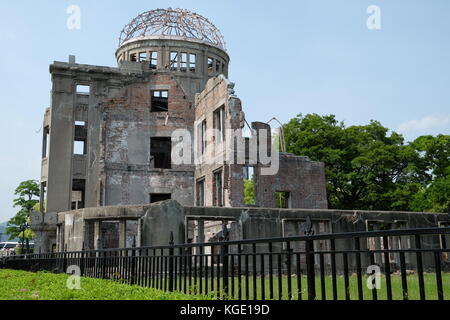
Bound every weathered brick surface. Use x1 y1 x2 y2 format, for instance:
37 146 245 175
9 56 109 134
101 72 196 206
255 154 328 209
194 76 245 207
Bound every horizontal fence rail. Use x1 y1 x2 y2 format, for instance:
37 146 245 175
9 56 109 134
1 227 449 301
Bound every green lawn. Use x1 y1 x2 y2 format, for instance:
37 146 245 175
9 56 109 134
0 270 213 300
175 273 450 300
1 269 448 300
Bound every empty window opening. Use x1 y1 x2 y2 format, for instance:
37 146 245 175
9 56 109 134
216 60 221 73
150 51 158 69
100 221 120 249
243 167 255 205
40 182 47 213
138 52 147 62
151 137 172 169
208 57 214 75
130 53 137 62
150 194 172 203
76 85 90 95
213 170 224 207
71 179 85 210
151 90 169 112
74 121 87 155
170 52 179 71
199 120 207 155
42 126 50 159
99 181 104 207
275 191 291 209
189 54 196 72
74 141 86 155
180 52 188 72
214 106 225 144
196 179 205 207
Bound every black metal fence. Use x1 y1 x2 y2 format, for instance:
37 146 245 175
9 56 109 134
1 227 449 300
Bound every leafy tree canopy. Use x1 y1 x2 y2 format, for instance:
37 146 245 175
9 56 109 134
284 114 449 213
6 180 40 241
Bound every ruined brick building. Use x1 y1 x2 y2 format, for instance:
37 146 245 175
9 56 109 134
31 9 450 255
39 9 327 216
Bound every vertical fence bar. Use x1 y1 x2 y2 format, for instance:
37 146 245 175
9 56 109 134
286 241 292 300
277 250 282 300
152 248 156 288
178 248 183 292
199 246 204 295
268 242 274 300
260 252 265 301
434 251 444 301
382 236 392 301
193 250 198 295
204 246 209 296
216 245 220 300
296 253 302 301
252 243 257 301
305 239 316 301
343 252 350 300
369 251 378 301
330 239 338 301
354 237 363 301
399 251 408 300
319 253 326 301
222 241 229 300
169 233 175 292
210 245 214 295
237 244 242 300
245 245 249 300
183 247 188 294
231 249 235 299
415 235 426 300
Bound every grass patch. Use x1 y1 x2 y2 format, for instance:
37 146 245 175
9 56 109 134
174 273 450 300
1 269 447 300
0 270 214 300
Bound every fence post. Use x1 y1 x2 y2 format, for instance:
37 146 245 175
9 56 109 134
221 224 230 299
101 250 107 280
169 232 175 292
305 239 316 301
130 239 136 285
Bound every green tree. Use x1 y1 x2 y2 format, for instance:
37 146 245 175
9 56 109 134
6 180 40 241
244 179 255 205
409 135 450 213
284 114 428 211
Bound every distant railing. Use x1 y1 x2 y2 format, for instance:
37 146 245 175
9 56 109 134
1 227 449 300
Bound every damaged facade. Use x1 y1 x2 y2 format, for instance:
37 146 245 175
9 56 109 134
32 9 448 256
35 9 328 253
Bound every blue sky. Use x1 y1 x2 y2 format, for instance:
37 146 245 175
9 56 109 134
0 0 449 222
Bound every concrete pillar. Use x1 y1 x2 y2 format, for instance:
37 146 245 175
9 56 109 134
119 220 127 248
197 220 205 243
136 219 142 248
94 221 101 250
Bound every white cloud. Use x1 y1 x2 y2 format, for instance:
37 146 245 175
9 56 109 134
398 115 450 136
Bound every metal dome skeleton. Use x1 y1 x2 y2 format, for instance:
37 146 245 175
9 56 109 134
119 8 227 51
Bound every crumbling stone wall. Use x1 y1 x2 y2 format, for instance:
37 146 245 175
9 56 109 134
101 73 196 207
56 201 450 271
255 153 328 209
194 76 246 207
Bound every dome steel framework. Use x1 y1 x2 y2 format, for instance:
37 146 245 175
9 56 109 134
119 8 226 50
